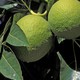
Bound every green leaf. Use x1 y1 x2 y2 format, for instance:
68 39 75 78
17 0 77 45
45 0 48 2
57 52 80 80
7 13 29 46
3 17 12 36
0 17 12 57
0 49 23 80
57 37 65 44
47 0 55 11
0 34 3 52
0 36 3 58
32 0 40 2
0 3 18 10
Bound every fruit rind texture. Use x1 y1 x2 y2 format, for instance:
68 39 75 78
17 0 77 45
17 15 52 50
48 0 80 39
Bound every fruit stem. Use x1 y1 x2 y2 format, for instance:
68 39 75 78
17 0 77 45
21 0 32 13
21 0 47 16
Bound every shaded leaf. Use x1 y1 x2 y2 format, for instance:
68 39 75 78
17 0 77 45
0 0 7 6
0 48 23 80
32 0 40 2
0 36 3 58
58 37 65 44
57 52 80 80
0 10 5 18
47 0 55 11
0 17 12 58
7 13 29 46
2 17 12 37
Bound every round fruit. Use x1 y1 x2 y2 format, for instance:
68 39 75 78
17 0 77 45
16 14 53 62
17 14 52 51
48 0 80 39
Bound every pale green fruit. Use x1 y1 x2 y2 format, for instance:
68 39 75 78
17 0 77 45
48 0 80 39
17 15 52 50
16 14 53 62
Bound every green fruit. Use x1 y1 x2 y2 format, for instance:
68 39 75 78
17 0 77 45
48 0 80 39
17 15 52 50
16 14 53 62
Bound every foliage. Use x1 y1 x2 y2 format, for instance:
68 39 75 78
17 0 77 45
0 0 80 80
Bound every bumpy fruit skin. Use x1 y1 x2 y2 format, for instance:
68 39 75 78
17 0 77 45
48 0 80 39
17 15 52 50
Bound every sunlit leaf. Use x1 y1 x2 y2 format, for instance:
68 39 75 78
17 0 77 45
45 0 48 2
0 3 18 10
6 13 29 46
0 49 23 80
57 52 80 80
